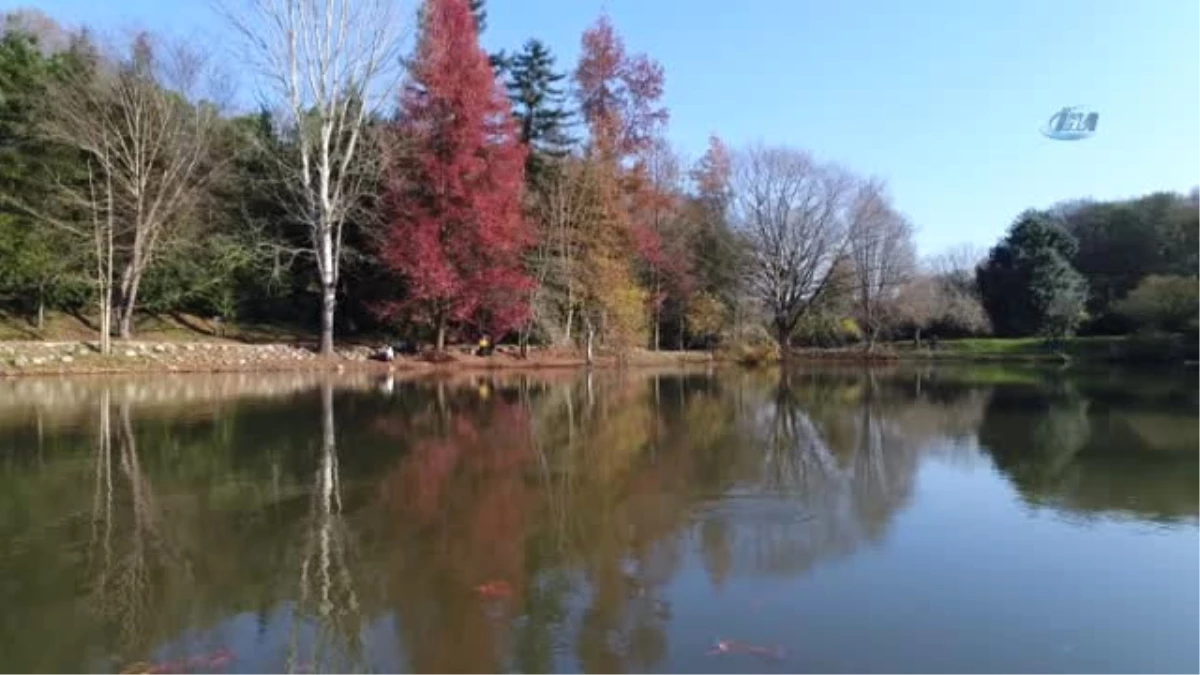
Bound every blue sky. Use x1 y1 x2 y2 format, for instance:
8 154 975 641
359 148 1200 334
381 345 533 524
8 0 1198 256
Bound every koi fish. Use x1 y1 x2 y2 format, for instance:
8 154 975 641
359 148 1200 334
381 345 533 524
706 639 786 659
123 648 235 675
474 580 513 598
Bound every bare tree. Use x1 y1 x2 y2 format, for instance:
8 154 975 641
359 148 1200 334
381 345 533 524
89 161 117 355
41 33 227 339
846 180 916 349
896 272 990 344
929 243 985 296
526 157 597 350
893 275 940 345
222 0 405 356
731 145 854 349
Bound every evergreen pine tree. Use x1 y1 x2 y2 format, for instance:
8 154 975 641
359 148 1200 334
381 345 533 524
505 38 575 180
467 0 486 31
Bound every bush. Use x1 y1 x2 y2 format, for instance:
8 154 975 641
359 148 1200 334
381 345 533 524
685 292 728 349
716 325 780 365
792 313 862 347
1116 275 1198 333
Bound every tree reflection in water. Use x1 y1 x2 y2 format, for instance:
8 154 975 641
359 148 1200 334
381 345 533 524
370 368 988 671
88 388 193 661
285 382 367 674
0 366 1193 672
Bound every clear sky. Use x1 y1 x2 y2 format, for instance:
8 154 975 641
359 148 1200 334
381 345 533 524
8 0 1198 257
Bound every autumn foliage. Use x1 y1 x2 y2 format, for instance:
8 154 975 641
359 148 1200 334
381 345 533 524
381 0 531 350
571 15 672 350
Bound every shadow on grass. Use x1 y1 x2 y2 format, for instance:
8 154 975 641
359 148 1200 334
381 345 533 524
0 311 41 340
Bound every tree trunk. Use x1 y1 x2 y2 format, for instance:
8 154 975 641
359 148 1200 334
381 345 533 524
775 324 790 361
585 319 594 366
435 315 446 353
319 281 336 357
564 307 574 344
118 277 144 340
117 303 135 340
317 221 339 357
97 275 111 356
116 261 144 339
36 286 44 331
914 326 922 349
653 305 660 351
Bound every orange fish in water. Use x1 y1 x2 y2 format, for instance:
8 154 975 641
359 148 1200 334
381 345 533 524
707 639 786 660
205 649 235 670
124 648 234 675
474 580 513 598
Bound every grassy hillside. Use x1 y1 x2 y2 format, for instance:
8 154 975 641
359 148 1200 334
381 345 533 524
0 310 317 344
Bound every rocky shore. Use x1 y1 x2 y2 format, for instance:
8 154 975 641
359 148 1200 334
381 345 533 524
0 340 715 377
0 340 363 375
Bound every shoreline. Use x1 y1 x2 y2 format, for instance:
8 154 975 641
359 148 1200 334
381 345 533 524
2 337 1191 378
0 339 721 378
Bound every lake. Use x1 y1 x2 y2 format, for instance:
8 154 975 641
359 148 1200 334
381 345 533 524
0 365 1195 673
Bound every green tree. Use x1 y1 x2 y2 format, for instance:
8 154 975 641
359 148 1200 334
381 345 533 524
977 210 1087 338
1116 275 1199 334
1064 201 1158 313
1056 190 1199 332
504 39 575 181
0 26 85 328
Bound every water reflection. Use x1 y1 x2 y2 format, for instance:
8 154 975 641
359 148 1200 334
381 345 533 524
88 393 191 657
282 382 367 674
0 366 1194 673
978 371 1199 522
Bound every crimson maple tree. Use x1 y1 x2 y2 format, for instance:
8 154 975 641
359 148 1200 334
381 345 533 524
382 0 531 351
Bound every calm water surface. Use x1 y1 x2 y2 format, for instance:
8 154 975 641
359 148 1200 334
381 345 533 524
0 365 1196 673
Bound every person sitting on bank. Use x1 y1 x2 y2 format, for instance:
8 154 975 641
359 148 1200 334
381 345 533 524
476 336 494 357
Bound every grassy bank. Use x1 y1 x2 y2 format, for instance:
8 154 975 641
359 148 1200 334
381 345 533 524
718 334 1197 367
894 335 1196 364
902 336 1118 361
0 310 318 344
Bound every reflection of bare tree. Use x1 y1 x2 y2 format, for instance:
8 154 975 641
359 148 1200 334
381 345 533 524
733 372 926 577
286 383 366 674
87 388 189 657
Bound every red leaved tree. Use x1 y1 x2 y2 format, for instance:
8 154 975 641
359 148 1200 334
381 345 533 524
382 0 531 351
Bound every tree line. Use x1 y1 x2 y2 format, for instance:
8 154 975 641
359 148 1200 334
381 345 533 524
0 1 960 357
1 2 1194 358
975 190 1198 341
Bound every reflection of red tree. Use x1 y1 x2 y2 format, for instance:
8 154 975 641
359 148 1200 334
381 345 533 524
372 376 741 673
379 395 535 673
